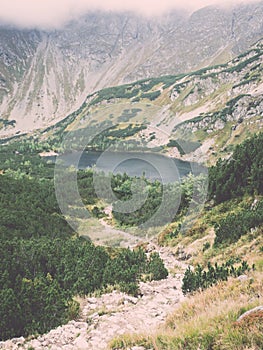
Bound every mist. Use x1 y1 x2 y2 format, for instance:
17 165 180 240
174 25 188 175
0 0 260 29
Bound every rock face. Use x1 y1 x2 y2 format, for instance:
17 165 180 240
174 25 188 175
0 1 263 131
237 305 263 322
0 245 187 350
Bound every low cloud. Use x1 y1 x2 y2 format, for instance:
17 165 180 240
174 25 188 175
0 0 260 29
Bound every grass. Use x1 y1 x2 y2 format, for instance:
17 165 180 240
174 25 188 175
109 271 263 350
108 193 263 349
159 197 251 247
159 196 263 268
208 114 263 165
77 217 118 244
65 102 161 134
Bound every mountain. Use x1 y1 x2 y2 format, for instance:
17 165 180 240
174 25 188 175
0 1 263 134
32 37 262 165
0 18 262 350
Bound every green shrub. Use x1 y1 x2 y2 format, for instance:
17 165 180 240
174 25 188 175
209 132 263 203
214 200 263 246
141 91 161 101
146 252 169 281
202 242 211 252
182 260 251 295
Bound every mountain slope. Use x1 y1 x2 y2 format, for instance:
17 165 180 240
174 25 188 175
107 133 263 350
0 133 262 349
0 1 263 133
33 38 263 165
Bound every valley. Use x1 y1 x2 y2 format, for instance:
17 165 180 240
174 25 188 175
0 2 263 350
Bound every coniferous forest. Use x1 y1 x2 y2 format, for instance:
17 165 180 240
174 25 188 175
0 142 169 340
0 131 262 340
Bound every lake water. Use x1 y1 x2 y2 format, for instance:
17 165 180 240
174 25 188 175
49 151 201 183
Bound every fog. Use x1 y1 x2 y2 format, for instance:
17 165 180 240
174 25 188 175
0 0 260 29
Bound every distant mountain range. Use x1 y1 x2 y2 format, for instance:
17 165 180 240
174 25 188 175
0 1 262 133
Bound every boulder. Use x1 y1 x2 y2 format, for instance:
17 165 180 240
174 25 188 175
237 306 263 322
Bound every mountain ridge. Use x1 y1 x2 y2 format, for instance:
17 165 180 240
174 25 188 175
0 1 263 133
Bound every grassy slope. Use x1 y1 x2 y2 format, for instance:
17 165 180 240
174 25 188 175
109 196 263 349
110 270 263 349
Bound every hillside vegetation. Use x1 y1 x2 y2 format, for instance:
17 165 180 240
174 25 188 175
209 132 263 203
26 38 263 166
0 128 262 344
0 145 168 341
109 132 263 349
110 272 263 350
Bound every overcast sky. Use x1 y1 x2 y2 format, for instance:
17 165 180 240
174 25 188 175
0 0 260 28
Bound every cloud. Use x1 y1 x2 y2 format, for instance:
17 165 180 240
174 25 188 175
0 0 260 29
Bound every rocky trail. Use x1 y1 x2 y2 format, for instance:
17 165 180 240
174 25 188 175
98 207 145 248
0 242 188 350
